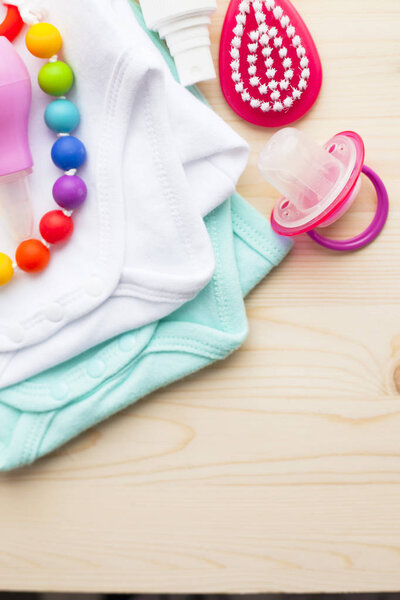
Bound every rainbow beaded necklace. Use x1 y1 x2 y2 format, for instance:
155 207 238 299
0 16 87 286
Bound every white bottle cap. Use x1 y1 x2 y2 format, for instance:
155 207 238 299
140 0 217 86
173 44 215 87
160 18 215 86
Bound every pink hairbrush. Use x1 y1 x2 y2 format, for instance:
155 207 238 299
219 0 322 127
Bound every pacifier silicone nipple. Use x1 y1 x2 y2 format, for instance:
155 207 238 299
259 127 389 251
259 127 346 219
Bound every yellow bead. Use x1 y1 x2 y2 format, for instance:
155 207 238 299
0 253 14 286
25 23 62 59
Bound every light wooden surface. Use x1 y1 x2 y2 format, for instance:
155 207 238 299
1 0 400 594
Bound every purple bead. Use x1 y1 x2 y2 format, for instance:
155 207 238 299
53 175 87 210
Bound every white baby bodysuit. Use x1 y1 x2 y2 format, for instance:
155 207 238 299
0 0 249 387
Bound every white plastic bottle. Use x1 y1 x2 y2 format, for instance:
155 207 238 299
140 0 217 87
0 37 33 242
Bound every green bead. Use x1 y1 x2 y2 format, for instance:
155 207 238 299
38 61 74 96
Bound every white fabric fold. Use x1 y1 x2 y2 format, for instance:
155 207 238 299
0 0 249 388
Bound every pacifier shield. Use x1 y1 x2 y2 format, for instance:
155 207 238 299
219 0 322 127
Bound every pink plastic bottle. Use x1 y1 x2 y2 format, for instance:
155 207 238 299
0 36 33 241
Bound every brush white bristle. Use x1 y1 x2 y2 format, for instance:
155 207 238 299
298 78 307 90
255 10 265 23
233 23 244 36
286 25 295 38
232 36 242 48
228 0 310 114
292 35 301 47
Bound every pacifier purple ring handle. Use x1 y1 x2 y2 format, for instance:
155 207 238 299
307 165 389 251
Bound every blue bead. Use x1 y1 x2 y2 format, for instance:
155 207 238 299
51 136 87 171
45 99 80 133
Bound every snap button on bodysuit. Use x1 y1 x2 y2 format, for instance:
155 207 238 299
44 302 64 322
87 358 106 378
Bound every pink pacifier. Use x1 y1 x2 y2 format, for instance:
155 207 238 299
258 128 389 251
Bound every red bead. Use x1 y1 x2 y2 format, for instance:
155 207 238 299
16 239 50 273
40 210 73 244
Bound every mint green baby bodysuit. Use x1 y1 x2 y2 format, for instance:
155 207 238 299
0 4 292 471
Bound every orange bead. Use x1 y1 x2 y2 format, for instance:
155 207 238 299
16 239 50 273
25 23 62 58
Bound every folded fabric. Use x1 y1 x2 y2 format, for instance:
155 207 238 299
0 1 292 471
0 193 291 471
0 0 249 388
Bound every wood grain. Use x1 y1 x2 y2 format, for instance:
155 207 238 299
0 0 400 593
